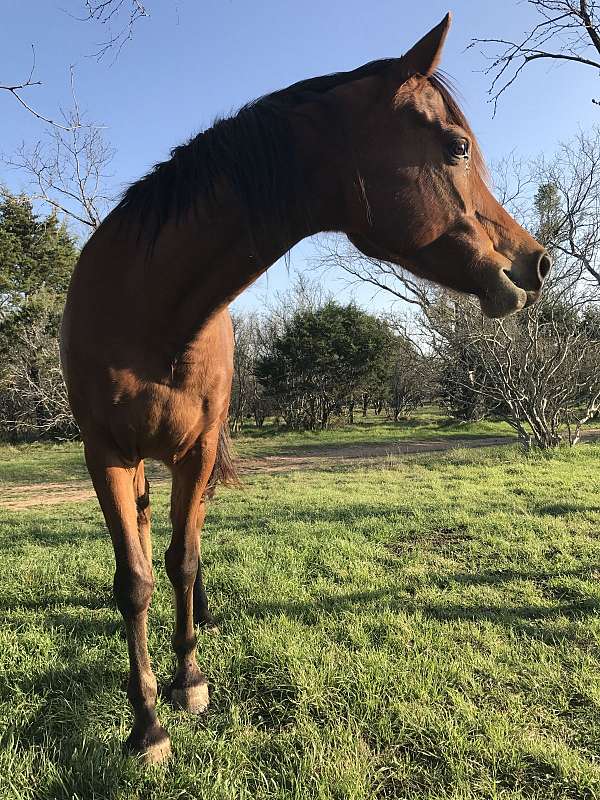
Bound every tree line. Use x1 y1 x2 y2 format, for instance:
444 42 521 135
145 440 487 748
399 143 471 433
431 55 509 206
0 191 78 439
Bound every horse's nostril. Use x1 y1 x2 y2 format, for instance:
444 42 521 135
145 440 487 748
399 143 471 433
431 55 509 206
538 251 552 281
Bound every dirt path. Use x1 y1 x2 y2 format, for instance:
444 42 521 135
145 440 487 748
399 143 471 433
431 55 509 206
2 432 599 510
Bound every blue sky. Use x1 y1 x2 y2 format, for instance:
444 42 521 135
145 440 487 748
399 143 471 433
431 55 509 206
2 0 599 312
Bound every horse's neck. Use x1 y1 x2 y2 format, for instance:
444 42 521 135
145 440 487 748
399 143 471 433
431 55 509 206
147 130 346 330
144 204 307 339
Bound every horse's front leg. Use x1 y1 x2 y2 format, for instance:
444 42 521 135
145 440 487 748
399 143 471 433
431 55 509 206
86 446 170 763
165 433 218 713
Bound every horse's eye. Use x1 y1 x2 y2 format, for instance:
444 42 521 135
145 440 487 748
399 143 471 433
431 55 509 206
449 138 470 160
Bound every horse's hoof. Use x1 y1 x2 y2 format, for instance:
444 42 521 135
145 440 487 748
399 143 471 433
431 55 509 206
140 736 172 764
170 679 210 714
203 623 220 636
125 724 172 764
194 611 219 632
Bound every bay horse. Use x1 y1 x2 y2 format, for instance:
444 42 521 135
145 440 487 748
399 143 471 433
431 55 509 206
60 13 550 762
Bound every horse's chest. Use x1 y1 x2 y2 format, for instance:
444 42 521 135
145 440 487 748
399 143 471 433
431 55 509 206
131 383 216 457
123 360 233 462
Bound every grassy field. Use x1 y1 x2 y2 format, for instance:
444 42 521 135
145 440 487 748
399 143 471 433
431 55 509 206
1 431 600 798
0 409 516 487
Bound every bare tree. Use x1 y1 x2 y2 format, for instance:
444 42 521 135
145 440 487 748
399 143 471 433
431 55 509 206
4 71 114 230
0 293 78 440
471 0 600 111
230 311 271 432
259 271 331 333
423 288 600 448
386 334 433 421
532 128 600 298
1 1 128 231
489 130 600 300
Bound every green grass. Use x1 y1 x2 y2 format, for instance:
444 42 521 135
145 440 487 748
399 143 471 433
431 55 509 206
1 442 600 798
0 440 89 486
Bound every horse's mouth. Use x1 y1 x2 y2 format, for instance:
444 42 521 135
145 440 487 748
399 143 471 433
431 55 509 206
504 269 526 290
503 269 540 308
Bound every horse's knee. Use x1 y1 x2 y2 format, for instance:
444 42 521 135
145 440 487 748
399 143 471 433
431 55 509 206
114 563 154 617
165 541 198 588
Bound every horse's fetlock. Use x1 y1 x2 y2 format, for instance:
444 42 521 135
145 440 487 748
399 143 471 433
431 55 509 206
172 632 197 660
127 671 158 709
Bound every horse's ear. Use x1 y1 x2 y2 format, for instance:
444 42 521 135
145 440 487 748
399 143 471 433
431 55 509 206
402 13 452 77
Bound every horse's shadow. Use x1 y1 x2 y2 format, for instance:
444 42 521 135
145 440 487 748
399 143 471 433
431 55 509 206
535 502 600 517
1 608 133 799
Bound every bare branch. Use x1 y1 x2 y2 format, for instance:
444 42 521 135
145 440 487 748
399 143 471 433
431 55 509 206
471 0 600 110
0 45 82 132
3 3 152 127
2 69 115 230
77 0 150 60
314 235 433 310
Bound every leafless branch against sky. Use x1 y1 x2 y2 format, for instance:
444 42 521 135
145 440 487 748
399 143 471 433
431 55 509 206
2 2 151 129
76 0 150 61
3 68 115 230
469 0 600 112
0 45 81 132
315 236 433 310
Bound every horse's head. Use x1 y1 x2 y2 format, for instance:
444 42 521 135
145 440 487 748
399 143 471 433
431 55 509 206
341 13 550 318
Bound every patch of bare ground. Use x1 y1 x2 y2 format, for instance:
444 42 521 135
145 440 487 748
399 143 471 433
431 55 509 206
2 431 600 511
0 479 166 510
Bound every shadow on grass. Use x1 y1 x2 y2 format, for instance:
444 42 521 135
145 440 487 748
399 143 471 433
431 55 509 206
210 501 507 534
3 561 599 797
0 593 113 615
0 523 107 553
535 502 600 517
242 433 515 460
0 467 89 488
0 621 128 799
240 566 600 646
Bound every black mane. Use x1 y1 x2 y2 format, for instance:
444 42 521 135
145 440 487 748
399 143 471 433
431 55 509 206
111 60 484 253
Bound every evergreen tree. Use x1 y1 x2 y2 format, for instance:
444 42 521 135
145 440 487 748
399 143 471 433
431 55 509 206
0 190 77 313
0 189 79 439
256 301 393 429
534 182 561 251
